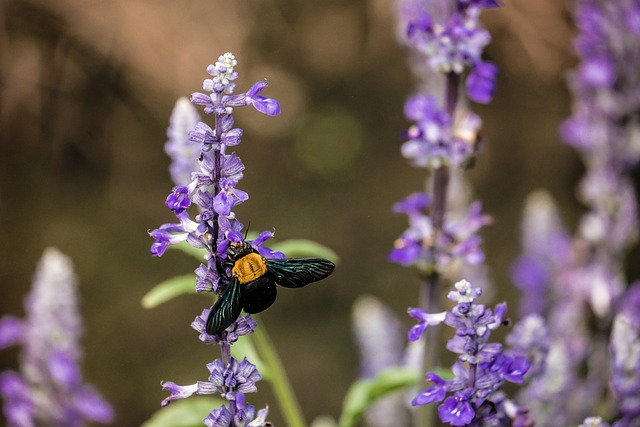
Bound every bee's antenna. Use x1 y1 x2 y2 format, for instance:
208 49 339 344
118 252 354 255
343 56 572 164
244 222 251 241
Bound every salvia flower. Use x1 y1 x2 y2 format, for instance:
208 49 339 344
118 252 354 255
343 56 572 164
506 1 640 424
165 97 202 186
390 0 497 280
0 248 113 427
559 0 640 319
510 190 573 317
151 53 276 426
392 4 500 426
203 393 269 427
389 193 491 273
400 1 499 103
411 280 531 426
400 94 484 168
161 357 261 406
150 52 281 295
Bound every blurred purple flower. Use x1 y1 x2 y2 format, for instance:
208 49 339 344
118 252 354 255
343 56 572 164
0 248 113 427
390 194 490 272
466 61 498 104
165 97 201 186
509 190 572 317
508 1 640 424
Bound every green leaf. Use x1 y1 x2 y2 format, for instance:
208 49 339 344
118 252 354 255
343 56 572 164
270 239 340 264
141 274 196 309
140 397 223 427
337 367 420 427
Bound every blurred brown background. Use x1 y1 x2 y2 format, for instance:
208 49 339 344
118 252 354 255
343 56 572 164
0 0 603 425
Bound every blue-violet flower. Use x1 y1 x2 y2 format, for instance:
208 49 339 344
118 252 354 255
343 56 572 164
0 248 113 427
411 280 532 426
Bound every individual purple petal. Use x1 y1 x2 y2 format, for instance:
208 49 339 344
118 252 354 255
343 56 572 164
203 405 232 427
251 230 275 246
466 61 498 104
165 186 191 213
149 227 188 257
190 92 213 106
503 354 530 384
191 308 218 344
248 405 269 427
404 93 440 121
407 308 447 342
221 128 243 146
412 384 446 406
0 371 35 427
160 381 199 406
438 392 475 426
626 5 640 35
406 12 433 38
251 96 281 116
0 316 24 350
48 350 81 389
578 57 615 88
389 239 421 265
188 121 218 150
72 385 115 424
246 81 268 98
393 192 430 214
220 153 245 181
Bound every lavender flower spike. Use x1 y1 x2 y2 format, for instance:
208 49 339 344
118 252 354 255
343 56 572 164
152 53 279 426
412 280 532 426
0 248 113 427
165 97 202 187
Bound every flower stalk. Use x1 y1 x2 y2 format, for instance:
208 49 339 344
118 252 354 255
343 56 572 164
151 52 281 426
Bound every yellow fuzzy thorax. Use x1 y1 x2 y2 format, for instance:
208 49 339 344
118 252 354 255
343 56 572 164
231 252 268 284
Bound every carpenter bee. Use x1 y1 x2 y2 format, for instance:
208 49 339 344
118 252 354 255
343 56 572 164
206 240 335 335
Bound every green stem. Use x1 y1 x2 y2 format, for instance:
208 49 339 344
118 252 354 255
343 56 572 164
252 325 308 427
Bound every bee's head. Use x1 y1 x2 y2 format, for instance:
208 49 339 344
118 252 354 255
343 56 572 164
227 240 254 261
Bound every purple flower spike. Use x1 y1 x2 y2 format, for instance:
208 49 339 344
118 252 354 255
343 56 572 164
0 249 113 426
152 52 281 423
165 97 201 186
412 281 529 425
